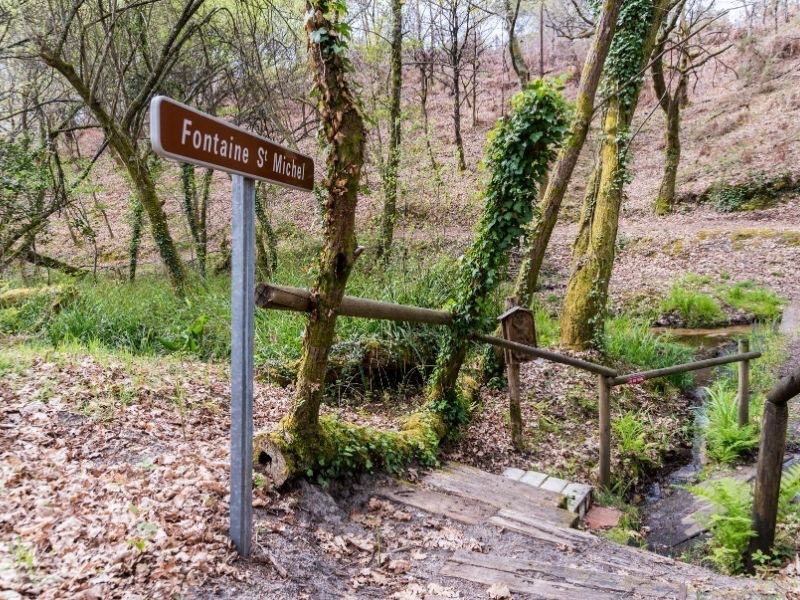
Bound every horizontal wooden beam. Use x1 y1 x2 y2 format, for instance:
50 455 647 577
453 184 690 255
610 351 762 386
470 333 617 377
255 283 617 377
255 283 452 325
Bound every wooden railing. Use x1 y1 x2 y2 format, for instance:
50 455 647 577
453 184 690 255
255 283 761 488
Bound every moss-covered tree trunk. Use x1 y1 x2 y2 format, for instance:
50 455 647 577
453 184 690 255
452 51 466 172
378 0 403 262
656 95 681 215
513 0 622 307
560 0 670 349
269 0 366 468
37 46 190 292
652 31 689 216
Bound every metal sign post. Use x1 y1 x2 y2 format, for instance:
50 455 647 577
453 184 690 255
229 175 255 556
149 96 313 557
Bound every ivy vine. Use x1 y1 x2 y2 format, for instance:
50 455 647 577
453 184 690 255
428 80 571 426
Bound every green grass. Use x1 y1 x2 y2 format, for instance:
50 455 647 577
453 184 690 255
604 315 695 388
656 274 786 326
0 246 476 396
660 285 725 327
534 307 559 347
719 281 785 322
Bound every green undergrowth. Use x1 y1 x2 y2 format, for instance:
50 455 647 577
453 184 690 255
603 315 695 388
0 246 469 399
612 411 672 492
657 274 785 327
594 488 645 547
660 286 725 327
701 324 787 466
690 464 800 574
689 325 791 574
704 171 800 213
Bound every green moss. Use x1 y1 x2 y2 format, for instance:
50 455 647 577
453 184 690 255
260 410 445 483
706 171 800 213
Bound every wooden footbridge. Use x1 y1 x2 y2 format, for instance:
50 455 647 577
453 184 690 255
378 463 776 598
258 283 798 583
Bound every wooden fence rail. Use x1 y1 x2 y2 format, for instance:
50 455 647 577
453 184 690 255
610 350 761 387
255 283 762 491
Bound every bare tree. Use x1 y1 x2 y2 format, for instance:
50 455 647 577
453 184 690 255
11 0 217 291
504 0 530 85
651 0 732 214
428 0 488 171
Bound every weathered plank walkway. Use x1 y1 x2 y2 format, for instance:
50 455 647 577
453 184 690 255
378 462 777 598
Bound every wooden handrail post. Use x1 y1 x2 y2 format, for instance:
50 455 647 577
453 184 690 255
738 339 750 427
598 374 611 489
747 399 788 569
747 367 800 570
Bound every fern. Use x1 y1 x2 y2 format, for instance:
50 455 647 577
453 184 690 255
690 478 755 574
779 463 800 520
703 380 758 465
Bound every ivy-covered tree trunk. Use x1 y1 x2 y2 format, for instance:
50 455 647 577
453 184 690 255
254 184 278 280
266 0 366 469
428 81 569 422
560 0 670 349
256 82 569 486
180 164 212 276
378 0 403 262
513 0 622 307
128 195 144 281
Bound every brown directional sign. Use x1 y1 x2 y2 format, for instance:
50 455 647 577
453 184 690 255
150 96 314 191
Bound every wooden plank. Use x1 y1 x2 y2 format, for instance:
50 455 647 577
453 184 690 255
423 465 577 529
489 509 595 550
441 463 568 507
375 486 496 525
443 551 685 599
441 560 590 600
493 509 695 572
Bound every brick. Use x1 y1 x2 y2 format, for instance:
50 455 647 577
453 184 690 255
502 467 525 481
519 471 547 487
539 476 569 494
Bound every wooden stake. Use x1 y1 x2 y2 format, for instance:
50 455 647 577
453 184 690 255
738 339 750 427
748 400 788 568
501 300 524 450
598 374 611 489
747 366 800 569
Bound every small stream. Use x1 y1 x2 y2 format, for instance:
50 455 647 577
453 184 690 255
641 324 753 555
